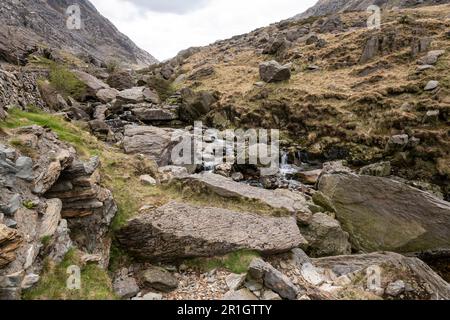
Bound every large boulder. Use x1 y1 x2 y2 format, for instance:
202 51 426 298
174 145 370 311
71 70 109 97
181 173 311 215
179 88 218 123
259 60 291 83
117 201 306 261
318 173 450 253
122 125 177 166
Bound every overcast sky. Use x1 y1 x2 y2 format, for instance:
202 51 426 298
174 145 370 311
90 0 317 61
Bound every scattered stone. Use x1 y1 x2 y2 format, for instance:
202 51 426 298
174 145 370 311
225 274 246 291
300 263 325 286
314 252 450 299
261 289 282 300
20 273 40 290
113 275 140 299
386 280 406 297
231 172 244 182
418 50 445 65
141 266 179 293
423 110 440 124
386 134 409 152
188 66 215 80
424 80 439 91
222 288 258 300
248 258 298 300
359 161 391 177
0 194 22 216
259 60 291 83
132 292 163 300
139 175 157 186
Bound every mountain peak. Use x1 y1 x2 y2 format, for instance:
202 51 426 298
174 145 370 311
0 0 158 68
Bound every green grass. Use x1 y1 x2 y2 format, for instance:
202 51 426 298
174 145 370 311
49 65 87 100
184 250 260 274
23 249 116 300
40 235 52 247
0 108 100 157
23 200 37 210
146 76 176 101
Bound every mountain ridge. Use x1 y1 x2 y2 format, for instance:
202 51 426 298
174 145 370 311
0 0 157 68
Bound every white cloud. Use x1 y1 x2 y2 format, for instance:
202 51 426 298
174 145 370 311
90 0 317 61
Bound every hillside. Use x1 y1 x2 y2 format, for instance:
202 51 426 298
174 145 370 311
293 0 449 20
0 0 157 67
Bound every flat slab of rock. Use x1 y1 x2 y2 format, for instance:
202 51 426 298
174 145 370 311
318 173 450 253
117 201 306 261
182 173 310 215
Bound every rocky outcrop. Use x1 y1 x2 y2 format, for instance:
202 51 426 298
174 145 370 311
318 173 450 253
117 201 306 262
0 125 116 298
0 0 157 67
181 173 311 215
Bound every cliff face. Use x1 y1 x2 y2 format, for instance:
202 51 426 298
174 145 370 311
0 0 157 67
293 0 449 20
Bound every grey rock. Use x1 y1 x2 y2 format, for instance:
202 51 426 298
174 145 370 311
15 156 33 181
0 194 21 216
117 201 305 261
182 173 310 215
225 273 246 291
113 275 140 299
132 107 178 122
123 125 177 166
300 213 352 257
418 50 445 65
248 258 298 300
139 175 157 186
359 161 391 177
291 248 312 268
424 80 439 91
21 273 39 290
222 288 258 300
259 60 291 83
386 280 406 297
386 134 409 152
261 290 282 300
141 266 179 292
318 173 450 252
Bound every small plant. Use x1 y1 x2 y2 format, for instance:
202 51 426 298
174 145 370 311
23 200 37 210
41 235 52 247
106 60 120 73
145 76 176 101
185 250 260 274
